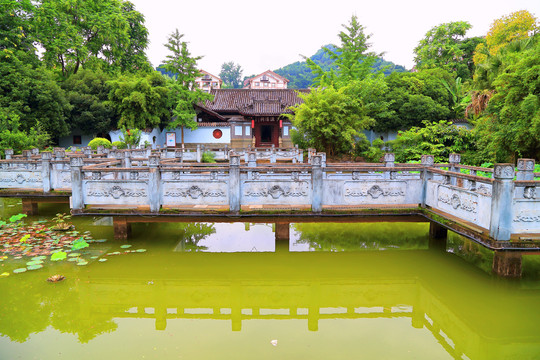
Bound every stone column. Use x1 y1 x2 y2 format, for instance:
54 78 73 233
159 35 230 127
320 152 326 168
196 144 201 163
489 164 514 241
271 145 276 163
113 216 132 240
31 148 39 157
22 199 38 215
247 151 257 168
449 153 461 186
84 147 92 158
275 222 290 252
383 153 395 180
428 222 447 250
41 152 52 193
4 149 13 160
174 149 183 163
97 145 104 155
70 156 85 211
22 150 31 160
229 155 241 213
517 159 535 181
312 154 323 213
420 155 434 207
492 251 522 278
148 155 161 213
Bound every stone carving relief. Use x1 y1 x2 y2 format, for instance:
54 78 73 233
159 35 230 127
164 185 226 198
494 165 514 179
245 184 308 198
0 173 41 184
524 186 536 199
476 184 492 196
438 192 477 213
352 171 361 180
129 172 139 180
345 185 405 198
211 171 218 180
230 156 240 166
92 172 102 180
291 171 299 181
517 159 535 171
252 171 260 180
513 212 540 222
88 185 147 198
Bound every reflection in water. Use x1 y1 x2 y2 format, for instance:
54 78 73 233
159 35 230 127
1 198 540 359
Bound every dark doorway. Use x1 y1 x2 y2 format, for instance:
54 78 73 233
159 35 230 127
260 125 272 143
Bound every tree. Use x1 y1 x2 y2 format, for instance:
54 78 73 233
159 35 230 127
34 0 150 77
62 68 118 135
414 21 483 79
288 82 376 156
162 29 212 147
107 71 170 129
473 10 539 65
1 0 36 56
0 50 71 137
0 111 50 155
306 15 379 87
219 62 243 88
473 35 540 162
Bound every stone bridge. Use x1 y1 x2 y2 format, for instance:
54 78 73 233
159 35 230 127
0 147 539 246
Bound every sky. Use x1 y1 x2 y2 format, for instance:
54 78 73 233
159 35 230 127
130 0 540 77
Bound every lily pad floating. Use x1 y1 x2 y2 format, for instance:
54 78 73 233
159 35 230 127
68 258 79 262
68 253 81 257
135 249 147 253
93 239 108 243
13 268 27 274
98 258 107 262
107 252 121 256
120 244 132 249
27 264 43 270
26 260 43 266
31 256 46 261
51 251 67 261
71 238 89 251
76 260 88 266
90 256 99 259
1 272 10 277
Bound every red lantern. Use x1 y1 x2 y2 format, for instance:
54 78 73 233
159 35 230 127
279 120 282 128
251 120 255 128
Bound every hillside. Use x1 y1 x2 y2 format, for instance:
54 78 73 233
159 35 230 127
274 45 407 89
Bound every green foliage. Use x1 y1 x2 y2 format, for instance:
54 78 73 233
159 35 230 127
374 69 454 132
288 83 375 155
62 69 118 135
388 120 478 163
112 141 127 149
0 111 50 156
473 35 540 162
359 138 386 162
0 50 70 137
414 21 482 80
9 214 27 223
219 62 243 89
119 127 142 148
88 138 112 150
50 251 67 261
201 151 216 163
0 0 36 55
34 0 150 77
71 237 89 251
107 71 170 129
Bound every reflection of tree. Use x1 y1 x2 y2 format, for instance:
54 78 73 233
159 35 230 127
175 223 216 252
294 223 429 251
0 266 118 344
446 233 493 274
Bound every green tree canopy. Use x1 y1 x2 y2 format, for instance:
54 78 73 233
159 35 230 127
219 61 243 89
107 71 170 129
414 21 483 79
62 68 118 134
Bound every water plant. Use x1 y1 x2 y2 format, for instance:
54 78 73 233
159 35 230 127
52 213 73 231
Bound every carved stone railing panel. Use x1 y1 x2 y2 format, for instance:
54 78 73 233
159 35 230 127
161 181 229 206
0 169 43 189
241 180 312 206
83 180 149 206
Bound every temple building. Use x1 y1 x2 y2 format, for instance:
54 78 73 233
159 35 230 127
243 70 289 89
194 70 222 93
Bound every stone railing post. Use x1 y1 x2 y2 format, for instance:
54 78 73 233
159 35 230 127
271 145 276 163
383 153 395 180
174 149 183 163
517 159 535 181
148 155 161 213
54 148 65 171
320 152 326 168
449 153 461 186
247 151 257 168
96 145 104 155
70 156 84 211
312 154 323 213
41 152 52 192
229 154 241 213
31 148 39 157
4 149 13 160
22 150 31 160
420 155 434 207
490 164 515 241
224 145 229 160
196 144 201 163
84 147 92 158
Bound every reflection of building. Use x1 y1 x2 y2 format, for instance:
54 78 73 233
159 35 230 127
243 70 289 89
194 70 222 93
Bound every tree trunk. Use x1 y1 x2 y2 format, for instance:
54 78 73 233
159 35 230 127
181 127 184 149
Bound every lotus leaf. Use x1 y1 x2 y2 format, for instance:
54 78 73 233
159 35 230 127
51 252 67 261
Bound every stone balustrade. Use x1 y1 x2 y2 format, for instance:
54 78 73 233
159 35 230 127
0 149 539 241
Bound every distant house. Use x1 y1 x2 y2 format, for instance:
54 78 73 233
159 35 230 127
243 70 289 90
194 70 222 93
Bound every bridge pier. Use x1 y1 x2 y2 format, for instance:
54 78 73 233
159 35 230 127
113 217 132 240
492 251 522 278
428 222 447 250
22 199 38 215
275 222 290 252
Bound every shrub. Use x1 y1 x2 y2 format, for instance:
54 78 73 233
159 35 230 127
112 141 127 149
201 151 216 163
88 138 112 150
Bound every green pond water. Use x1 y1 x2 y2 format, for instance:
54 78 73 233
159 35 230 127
1 199 540 360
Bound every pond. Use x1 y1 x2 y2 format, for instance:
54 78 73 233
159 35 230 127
1 198 540 359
